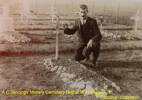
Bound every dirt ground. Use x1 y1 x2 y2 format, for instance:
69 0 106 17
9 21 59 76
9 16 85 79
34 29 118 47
0 53 141 100
0 54 62 100
0 13 141 100
0 30 141 100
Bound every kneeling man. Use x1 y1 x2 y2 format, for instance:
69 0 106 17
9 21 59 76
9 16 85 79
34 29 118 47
64 4 102 67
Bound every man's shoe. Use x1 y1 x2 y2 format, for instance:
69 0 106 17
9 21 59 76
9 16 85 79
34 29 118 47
80 59 96 68
80 59 89 66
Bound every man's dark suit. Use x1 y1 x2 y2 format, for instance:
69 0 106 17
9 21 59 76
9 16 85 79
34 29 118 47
64 17 102 64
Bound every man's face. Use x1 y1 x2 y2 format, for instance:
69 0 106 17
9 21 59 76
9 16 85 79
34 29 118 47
79 8 88 18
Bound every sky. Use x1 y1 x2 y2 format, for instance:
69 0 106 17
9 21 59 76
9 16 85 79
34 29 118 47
32 0 142 16
0 0 142 17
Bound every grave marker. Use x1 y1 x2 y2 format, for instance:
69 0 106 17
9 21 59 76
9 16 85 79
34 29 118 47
131 10 142 32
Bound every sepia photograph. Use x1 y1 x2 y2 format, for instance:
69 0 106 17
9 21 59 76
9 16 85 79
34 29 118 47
0 0 141 100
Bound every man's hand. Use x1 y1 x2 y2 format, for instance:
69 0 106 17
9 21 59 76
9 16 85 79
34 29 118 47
69 23 75 29
87 39 93 48
63 23 75 29
63 23 68 29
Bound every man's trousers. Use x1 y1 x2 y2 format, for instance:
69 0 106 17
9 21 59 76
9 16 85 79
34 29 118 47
75 43 100 65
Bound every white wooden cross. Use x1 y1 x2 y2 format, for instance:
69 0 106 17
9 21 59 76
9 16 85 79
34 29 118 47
131 10 142 32
49 4 60 60
20 0 31 17
0 4 15 33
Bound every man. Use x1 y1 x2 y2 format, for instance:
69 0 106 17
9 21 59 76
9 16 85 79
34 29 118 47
64 4 102 67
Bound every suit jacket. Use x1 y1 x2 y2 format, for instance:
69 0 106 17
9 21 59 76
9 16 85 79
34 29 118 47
64 17 102 45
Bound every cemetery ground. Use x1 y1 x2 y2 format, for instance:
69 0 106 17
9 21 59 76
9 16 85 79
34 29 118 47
0 30 141 100
0 12 141 100
0 1 141 99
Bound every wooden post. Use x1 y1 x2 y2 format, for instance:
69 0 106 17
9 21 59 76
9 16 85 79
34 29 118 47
100 16 104 30
55 16 59 60
50 4 59 60
131 10 142 32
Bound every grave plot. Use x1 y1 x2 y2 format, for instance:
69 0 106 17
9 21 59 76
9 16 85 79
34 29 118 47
0 54 141 100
